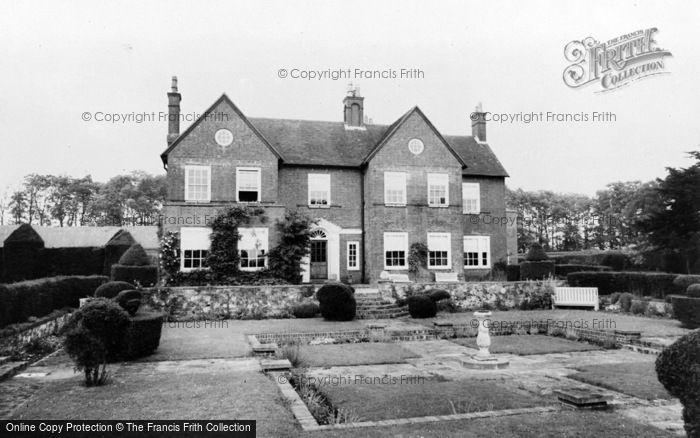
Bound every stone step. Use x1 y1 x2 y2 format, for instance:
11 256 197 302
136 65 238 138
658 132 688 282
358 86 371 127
357 311 409 319
260 359 292 372
354 288 380 294
0 361 28 382
357 304 398 310
0 356 11 366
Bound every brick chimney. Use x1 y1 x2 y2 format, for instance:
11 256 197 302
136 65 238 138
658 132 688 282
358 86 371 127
343 83 364 128
471 102 486 142
167 76 181 145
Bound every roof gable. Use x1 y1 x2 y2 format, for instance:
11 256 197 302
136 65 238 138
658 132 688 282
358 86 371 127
160 94 283 165
362 106 467 168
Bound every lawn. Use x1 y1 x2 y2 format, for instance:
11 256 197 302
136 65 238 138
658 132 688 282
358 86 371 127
569 361 672 400
297 343 419 367
318 378 550 421
451 335 601 355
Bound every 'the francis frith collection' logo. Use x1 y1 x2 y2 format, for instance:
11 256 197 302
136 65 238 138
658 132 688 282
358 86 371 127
563 28 672 92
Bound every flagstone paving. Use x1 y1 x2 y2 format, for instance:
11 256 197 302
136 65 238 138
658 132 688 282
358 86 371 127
0 322 687 436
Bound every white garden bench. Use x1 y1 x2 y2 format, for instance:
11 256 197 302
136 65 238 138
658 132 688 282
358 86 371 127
553 287 599 311
388 273 411 283
434 272 459 283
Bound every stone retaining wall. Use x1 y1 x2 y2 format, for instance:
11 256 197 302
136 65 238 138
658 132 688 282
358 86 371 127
142 285 317 321
0 312 72 351
379 280 564 311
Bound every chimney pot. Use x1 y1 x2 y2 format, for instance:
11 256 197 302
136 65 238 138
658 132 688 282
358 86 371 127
167 76 182 145
471 103 486 142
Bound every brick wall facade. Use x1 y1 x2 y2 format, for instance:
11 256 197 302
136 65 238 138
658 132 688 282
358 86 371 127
162 95 509 283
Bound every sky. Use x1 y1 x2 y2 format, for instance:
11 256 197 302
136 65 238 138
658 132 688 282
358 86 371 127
1 0 699 197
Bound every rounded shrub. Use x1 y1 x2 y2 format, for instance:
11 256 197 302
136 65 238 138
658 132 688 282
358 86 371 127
436 299 458 313
407 295 437 318
656 330 700 437
428 289 451 302
524 243 548 261
115 289 142 316
292 302 320 318
687 284 700 298
630 301 648 315
118 244 152 266
609 292 621 305
618 292 634 313
316 283 356 321
63 298 130 384
95 281 135 299
673 275 700 292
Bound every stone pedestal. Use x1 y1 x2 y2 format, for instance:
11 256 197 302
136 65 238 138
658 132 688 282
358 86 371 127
461 310 509 370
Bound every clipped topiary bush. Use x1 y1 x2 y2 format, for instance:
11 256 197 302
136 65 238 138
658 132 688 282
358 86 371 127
292 302 320 318
687 284 700 298
656 330 700 437
566 271 677 298
671 295 700 328
94 281 135 299
609 292 621 304
118 244 152 266
110 243 158 286
428 289 451 302
115 290 142 316
316 283 356 321
407 295 437 318
111 265 158 287
673 275 700 293
554 264 611 277
524 243 548 261
121 311 164 360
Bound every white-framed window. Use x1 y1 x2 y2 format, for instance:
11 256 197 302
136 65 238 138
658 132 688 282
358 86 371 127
462 182 480 214
236 167 261 202
180 227 211 271
464 235 490 269
347 241 360 270
427 232 452 269
184 165 211 202
308 173 331 207
428 173 449 207
384 232 408 269
239 227 269 271
384 172 407 206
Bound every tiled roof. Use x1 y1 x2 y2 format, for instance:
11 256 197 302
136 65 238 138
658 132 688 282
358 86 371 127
444 135 510 177
249 117 508 176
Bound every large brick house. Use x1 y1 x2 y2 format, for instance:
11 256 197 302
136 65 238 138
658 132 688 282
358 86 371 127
160 77 514 283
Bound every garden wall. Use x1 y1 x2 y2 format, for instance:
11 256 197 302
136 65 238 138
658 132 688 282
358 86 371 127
379 280 563 311
143 285 317 321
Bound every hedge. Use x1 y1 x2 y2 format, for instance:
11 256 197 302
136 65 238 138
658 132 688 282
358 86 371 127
41 247 105 277
554 264 611 277
111 265 158 287
566 271 678 298
520 260 555 280
506 265 520 281
0 275 109 328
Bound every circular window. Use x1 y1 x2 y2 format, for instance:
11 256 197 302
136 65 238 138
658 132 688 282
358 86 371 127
408 138 424 155
215 129 233 147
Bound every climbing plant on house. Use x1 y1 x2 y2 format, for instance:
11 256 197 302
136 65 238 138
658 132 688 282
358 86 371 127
267 211 317 284
207 206 267 278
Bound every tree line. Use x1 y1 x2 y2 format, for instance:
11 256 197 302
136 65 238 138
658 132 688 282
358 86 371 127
0 172 166 227
508 151 700 273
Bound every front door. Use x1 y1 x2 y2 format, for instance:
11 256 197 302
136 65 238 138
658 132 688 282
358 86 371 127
310 239 328 280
